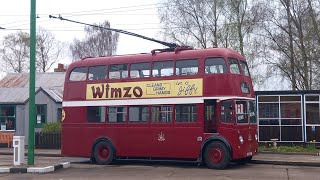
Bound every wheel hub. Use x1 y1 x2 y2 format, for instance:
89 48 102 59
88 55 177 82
210 148 223 163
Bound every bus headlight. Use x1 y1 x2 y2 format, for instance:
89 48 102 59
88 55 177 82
255 134 258 141
239 135 244 144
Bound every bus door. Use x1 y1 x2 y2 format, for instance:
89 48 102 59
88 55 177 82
204 100 217 133
217 100 237 143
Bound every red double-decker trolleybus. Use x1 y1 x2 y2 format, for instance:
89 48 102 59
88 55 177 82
62 47 258 169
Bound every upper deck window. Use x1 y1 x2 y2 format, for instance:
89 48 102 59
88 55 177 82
152 61 173 77
88 65 107 80
176 59 198 76
109 64 128 79
205 57 226 74
239 61 250 76
229 58 240 74
69 67 86 81
130 62 150 78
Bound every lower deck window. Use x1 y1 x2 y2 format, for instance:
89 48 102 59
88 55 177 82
175 104 197 122
87 106 105 123
129 106 149 123
152 106 172 123
108 106 127 123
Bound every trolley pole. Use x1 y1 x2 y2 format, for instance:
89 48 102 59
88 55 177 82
28 0 36 165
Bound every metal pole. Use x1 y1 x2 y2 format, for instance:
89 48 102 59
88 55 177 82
28 0 36 165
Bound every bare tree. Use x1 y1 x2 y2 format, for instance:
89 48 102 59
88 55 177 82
158 0 225 48
70 21 119 61
259 0 320 90
0 32 30 73
36 28 65 72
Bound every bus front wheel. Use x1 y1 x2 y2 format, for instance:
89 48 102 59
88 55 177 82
204 141 230 169
93 141 114 165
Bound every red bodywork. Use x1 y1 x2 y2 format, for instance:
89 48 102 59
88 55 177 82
62 48 258 161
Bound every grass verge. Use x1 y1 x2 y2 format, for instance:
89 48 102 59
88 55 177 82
259 144 319 153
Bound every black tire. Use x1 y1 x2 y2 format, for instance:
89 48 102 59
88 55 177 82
93 141 115 165
204 141 231 169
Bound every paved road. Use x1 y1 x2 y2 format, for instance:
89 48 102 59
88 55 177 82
1 161 320 180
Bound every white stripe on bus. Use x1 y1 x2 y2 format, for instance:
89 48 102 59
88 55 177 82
62 96 255 107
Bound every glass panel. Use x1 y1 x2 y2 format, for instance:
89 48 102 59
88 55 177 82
176 59 198 75
205 57 226 74
258 96 279 102
109 64 128 79
87 106 105 123
57 108 62 122
281 126 302 141
152 106 172 123
240 82 250 94
259 126 280 141
249 101 256 123
152 61 173 77
0 117 15 130
0 106 15 117
88 66 106 80
306 95 319 101
258 103 279 118
36 105 46 124
259 119 279 125
280 103 301 118
239 61 250 76
306 126 320 142
0 106 15 130
129 106 149 122
175 104 197 122
130 63 150 78
108 106 127 123
280 96 301 101
221 100 233 123
306 103 320 124
281 119 301 125
69 67 86 81
228 58 240 74
236 101 248 123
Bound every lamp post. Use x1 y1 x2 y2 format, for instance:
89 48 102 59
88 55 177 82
28 0 36 165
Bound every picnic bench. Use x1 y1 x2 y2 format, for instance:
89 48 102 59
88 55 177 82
0 132 14 147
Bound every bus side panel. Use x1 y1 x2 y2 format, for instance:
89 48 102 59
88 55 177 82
62 107 92 157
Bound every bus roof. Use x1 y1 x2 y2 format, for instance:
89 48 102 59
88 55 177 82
69 48 245 68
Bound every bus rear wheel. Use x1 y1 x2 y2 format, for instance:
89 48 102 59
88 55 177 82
204 141 230 169
93 141 114 165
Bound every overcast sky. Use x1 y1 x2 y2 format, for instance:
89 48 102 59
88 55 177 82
0 0 164 66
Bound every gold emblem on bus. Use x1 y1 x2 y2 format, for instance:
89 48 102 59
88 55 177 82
158 132 165 142
62 109 66 122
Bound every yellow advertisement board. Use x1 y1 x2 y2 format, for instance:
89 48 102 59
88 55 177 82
86 78 203 100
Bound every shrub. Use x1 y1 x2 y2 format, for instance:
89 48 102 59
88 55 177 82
42 122 61 133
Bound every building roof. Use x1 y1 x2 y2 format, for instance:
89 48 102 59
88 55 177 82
255 90 320 95
0 87 63 104
0 72 65 88
42 87 63 102
0 88 30 104
0 72 65 104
